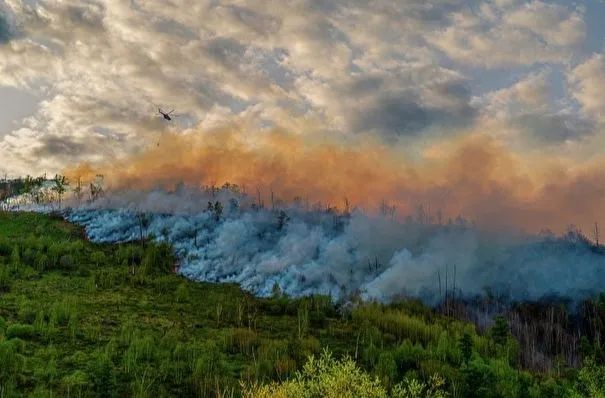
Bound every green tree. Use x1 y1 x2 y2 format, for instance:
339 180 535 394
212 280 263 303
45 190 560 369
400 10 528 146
490 315 509 346
241 348 387 398
461 358 499 398
392 374 448 398
459 332 473 364
571 356 605 398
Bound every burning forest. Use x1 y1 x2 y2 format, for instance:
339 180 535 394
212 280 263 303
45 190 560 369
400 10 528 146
60 182 605 308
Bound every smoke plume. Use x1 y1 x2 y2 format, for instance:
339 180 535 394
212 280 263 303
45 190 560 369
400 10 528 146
64 126 605 235
62 185 605 305
55 125 605 305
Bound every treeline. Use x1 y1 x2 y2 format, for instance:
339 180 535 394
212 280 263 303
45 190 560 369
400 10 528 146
0 174 104 207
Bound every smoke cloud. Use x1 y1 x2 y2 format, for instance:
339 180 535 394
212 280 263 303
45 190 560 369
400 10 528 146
64 125 605 235
62 185 605 304
55 123 605 305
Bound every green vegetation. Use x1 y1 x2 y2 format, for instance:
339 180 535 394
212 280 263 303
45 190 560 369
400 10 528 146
0 211 604 397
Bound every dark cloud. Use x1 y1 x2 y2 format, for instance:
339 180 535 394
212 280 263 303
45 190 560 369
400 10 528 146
153 18 197 41
354 94 431 136
347 76 386 97
513 113 595 144
351 84 477 139
0 13 14 44
435 82 473 103
204 37 248 70
64 4 106 34
32 135 91 160
221 5 282 38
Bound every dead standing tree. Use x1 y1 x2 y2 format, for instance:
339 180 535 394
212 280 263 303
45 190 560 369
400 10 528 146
137 212 151 242
52 174 69 210
73 177 83 205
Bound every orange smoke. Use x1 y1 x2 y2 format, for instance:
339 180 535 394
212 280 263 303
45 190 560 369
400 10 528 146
64 126 605 235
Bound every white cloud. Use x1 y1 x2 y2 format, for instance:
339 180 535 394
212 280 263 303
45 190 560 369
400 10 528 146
473 69 596 146
568 53 605 123
429 1 586 68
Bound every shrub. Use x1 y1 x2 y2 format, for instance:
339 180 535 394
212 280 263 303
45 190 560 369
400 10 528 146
34 253 50 272
391 374 448 398
61 370 88 397
0 264 10 292
59 254 75 270
175 283 189 303
225 328 260 356
90 250 106 267
571 356 605 398
18 300 38 324
241 348 387 398
0 339 25 386
93 269 125 289
50 298 78 326
141 242 175 276
88 353 118 398
6 324 36 340
153 275 176 294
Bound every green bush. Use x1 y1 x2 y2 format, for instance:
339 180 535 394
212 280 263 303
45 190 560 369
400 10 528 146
90 250 106 267
153 275 176 294
0 264 11 291
141 242 175 276
241 348 388 397
88 353 118 398
18 306 36 327
175 282 190 303
6 324 36 340
50 297 78 327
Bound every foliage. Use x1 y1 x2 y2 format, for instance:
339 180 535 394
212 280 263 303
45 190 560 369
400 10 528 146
241 348 387 398
570 356 605 398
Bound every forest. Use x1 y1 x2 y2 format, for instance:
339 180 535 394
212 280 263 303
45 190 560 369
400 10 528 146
0 211 604 397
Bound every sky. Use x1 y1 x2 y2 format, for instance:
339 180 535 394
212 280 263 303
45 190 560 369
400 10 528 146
2 0 605 232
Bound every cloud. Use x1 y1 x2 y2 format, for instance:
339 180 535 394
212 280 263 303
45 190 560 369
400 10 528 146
511 112 594 145
568 53 605 123
0 0 599 196
31 134 94 159
0 0 487 168
351 87 476 139
429 1 586 67
472 70 596 146
0 12 13 44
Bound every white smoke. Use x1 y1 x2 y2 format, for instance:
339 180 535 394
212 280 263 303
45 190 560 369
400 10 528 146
59 187 605 305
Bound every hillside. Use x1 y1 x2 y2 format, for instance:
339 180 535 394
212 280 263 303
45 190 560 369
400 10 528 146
0 212 604 397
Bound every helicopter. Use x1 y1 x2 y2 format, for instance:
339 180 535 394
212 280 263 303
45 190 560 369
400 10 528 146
158 108 175 121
